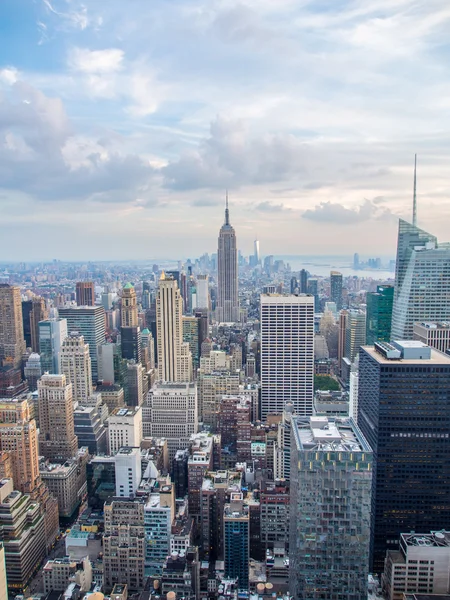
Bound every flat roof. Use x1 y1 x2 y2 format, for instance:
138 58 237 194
362 345 450 365
293 416 371 453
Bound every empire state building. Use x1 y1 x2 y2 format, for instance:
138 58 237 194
216 196 239 323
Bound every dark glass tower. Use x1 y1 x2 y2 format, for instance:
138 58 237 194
299 269 308 294
358 341 450 572
366 285 394 345
330 271 343 310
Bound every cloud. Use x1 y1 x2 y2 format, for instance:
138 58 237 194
68 48 124 73
302 198 393 224
254 201 291 212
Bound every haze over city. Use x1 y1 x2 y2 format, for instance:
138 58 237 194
1 0 450 260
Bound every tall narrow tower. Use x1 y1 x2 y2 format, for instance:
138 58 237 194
0 284 26 368
60 333 93 403
216 194 239 323
156 274 192 382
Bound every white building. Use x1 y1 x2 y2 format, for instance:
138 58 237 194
143 382 198 460
383 531 450 600
196 275 210 310
349 368 359 421
260 294 314 419
61 333 93 403
115 447 141 498
107 407 143 455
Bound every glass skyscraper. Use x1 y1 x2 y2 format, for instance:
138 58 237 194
358 340 450 572
330 270 343 310
366 285 394 345
391 219 450 340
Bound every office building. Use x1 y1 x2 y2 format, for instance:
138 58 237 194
42 556 92 594
330 270 343 310
413 321 450 354
24 353 42 391
0 478 46 591
58 306 106 382
218 395 251 464
143 382 198 460
299 269 308 294
97 342 125 384
22 297 47 352
76 282 95 307
383 531 450 600
0 367 27 399
125 360 144 407
187 433 214 519
144 479 175 576
156 274 192 382
101 292 113 310
39 318 68 374
307 278 319 310
196 275 210 310
141 328 155 369
358 341 450 572
115 447 141 498
0 544 6 600
345 309 366 363
0 284 26 369
107 406 142 455
289 416 372 599
38 373 78 462
74 404 107 454
224 492 249 591
290 276 298 294
86 455 116 509
103 497 146 592
121 283 141 362
366 285 394 345
183 316 200 371
61 333 93 403
391 219 450 340
216 197 239 323
96 383 125 413
254 238 260 264
260 294 314 419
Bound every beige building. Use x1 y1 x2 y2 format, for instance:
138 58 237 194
96 383 125 413
61 333 93 403
38 374 78 462
199 371 240 429
103 497 146 592
107 406 143 455
157 274 192 382
121 284 138 327
0 284 26 368
413 322 450 354
43 556 92 593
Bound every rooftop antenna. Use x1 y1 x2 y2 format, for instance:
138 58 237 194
413 154 417 226
225 190 230 225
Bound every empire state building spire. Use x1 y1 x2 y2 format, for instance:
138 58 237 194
216 193 239 323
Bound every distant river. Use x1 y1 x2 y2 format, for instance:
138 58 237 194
274 255 395 280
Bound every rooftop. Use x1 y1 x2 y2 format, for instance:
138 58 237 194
293 416 371 453
363 342 450 365
110 406 140 417
416 321 450 329
402 531 450 548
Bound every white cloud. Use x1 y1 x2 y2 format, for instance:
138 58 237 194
0 68 19 86
68 47 124 73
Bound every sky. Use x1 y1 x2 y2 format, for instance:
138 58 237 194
1 0 450 261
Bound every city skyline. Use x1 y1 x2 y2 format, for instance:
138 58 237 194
1 1 450 260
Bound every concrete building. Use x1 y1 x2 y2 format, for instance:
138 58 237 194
289 416 373 600
75 282 95 307
38 318 68 374
144 479 175 576
0 284 26 369
157 273 192 383
58 306 106 382
22 297 47 353
61 333 93 403
95 383 125 413
43 556 92 593
143 382 198 460
218 395 251 464
24 353 42 392
182 316 200 371
216 198 239 323
413 321 450 354
199 371 240 430
114 447 141 498
126 360 145 407
345 309 366 363
103 497 146 592
0 543 6 600
38 373 78 462
274 403 295 481
224 492 249 591
187 433 214 519
260 294 314 419
107 406 143 455
383 531 450 600
196 275 210 310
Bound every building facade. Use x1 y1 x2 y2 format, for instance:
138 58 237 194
38 318 68 374
0 285 26 369
216 199 239 323
75 282 95 307
61 333 93 403
366 285 394 345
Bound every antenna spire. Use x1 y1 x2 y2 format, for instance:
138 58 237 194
225 190 230 225
413 154 417 226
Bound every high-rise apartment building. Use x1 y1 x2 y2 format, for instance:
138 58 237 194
344 309 366 363
144 478 175 577
366 285 394 345
413 321 450 354
38 373 78 462
260 294 314 419
358 340 450 572
76 282 95 307
224 492 249 591
143 382 198 460
103 497 146 592
156 274 192 382
39 318 68 374
58 306 105 382
0 284 26 368
24 353 42 391
216 199 239 323
61 333 93 403
289 416 372 599
391 219 450 340
330 270 343 310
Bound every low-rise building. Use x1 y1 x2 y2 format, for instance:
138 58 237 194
43 557 92 593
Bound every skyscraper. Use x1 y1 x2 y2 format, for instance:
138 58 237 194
76 282 95 307
224 493 249 591
120 283 141 363
366 285 394 345
60 333 93 403
358 340 450 572
156 273 192 383
121 283 138 327
254 238 260 264
58 306 105 382
344 309 366 363
39 318 68 374
330 270 343 310
299 269 308 294
391 219 450 340
289 416 372 599
196 275 209 310
216 196 239 323
0 284 26 368
22 297 48 352
38 373 78 462
260 294 314 419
